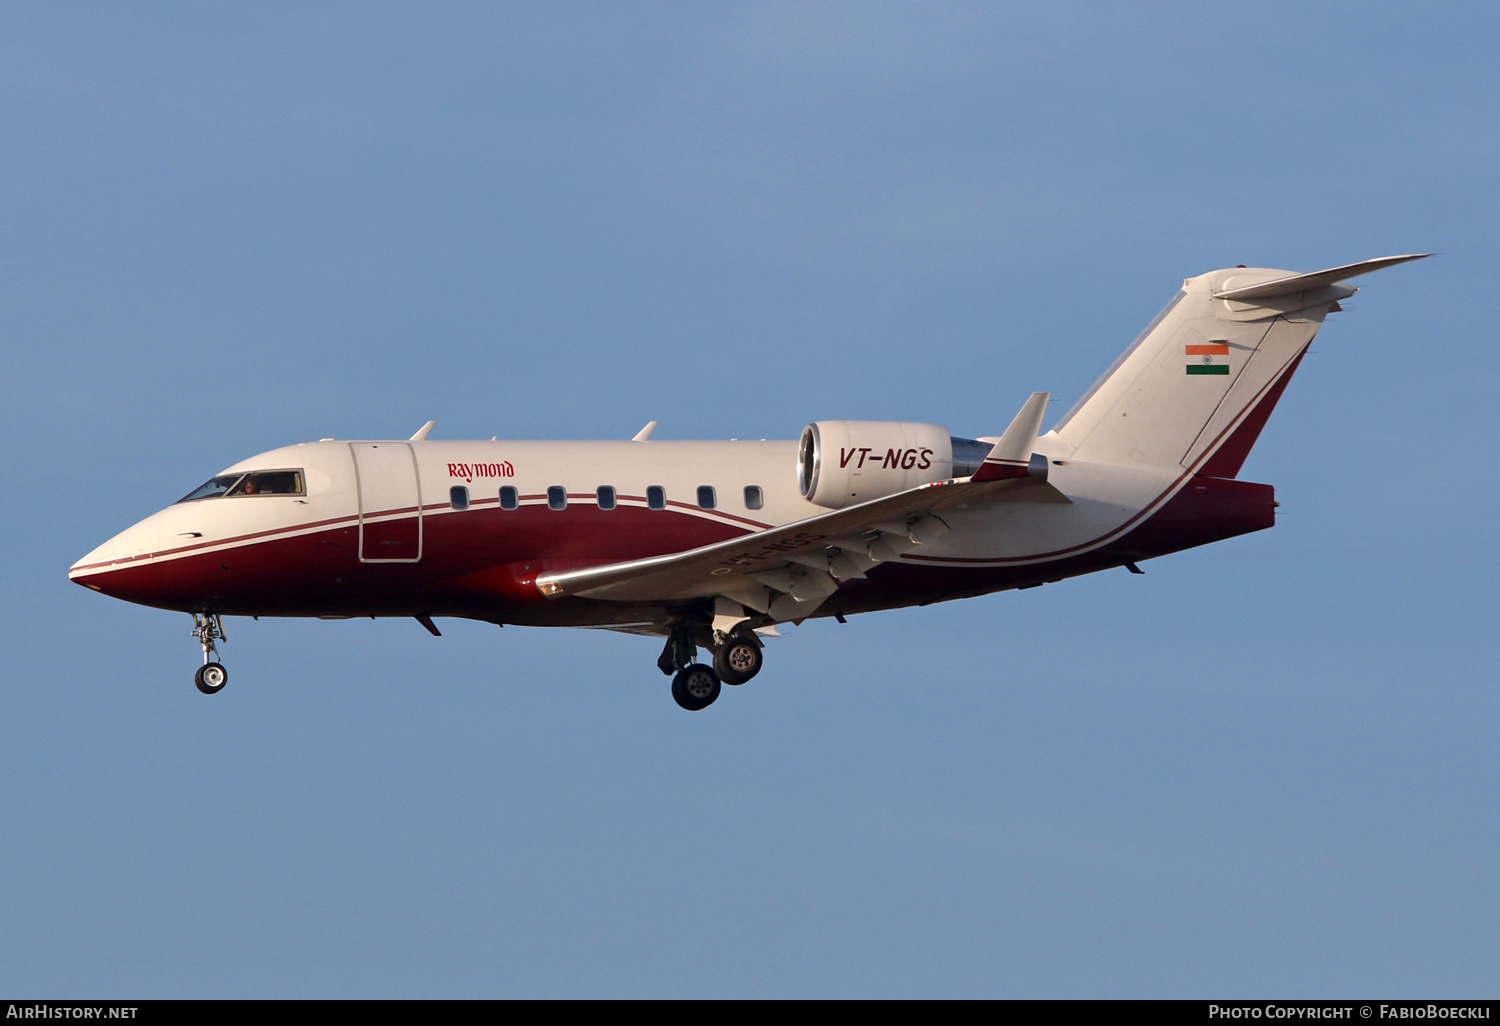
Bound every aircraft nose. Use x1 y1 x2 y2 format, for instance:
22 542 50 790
69 540 114 590
69 518 166 604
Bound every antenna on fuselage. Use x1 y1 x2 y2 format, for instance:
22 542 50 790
632 420 658 442
409 421 435 442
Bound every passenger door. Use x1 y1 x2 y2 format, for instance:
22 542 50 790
350 442 422 562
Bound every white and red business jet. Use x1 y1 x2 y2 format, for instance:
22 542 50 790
70 255 1426 710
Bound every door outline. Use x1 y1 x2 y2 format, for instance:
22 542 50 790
350 442 423 563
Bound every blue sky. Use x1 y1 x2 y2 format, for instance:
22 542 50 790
2 2 1496 997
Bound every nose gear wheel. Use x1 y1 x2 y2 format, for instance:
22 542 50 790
195 662 228 694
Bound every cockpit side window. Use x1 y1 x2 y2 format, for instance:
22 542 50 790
176 470 304 503
226 470 304 497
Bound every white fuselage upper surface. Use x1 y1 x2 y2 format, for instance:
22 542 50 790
70 433 1191 586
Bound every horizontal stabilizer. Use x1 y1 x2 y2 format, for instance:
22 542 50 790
1211 254 1430 302
971 392 1049 482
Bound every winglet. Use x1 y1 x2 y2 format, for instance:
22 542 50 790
632 420 658 442
409 421 435 442
1212 254 1431 302
971 393 1049 482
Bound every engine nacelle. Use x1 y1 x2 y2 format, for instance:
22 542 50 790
798 421 954 508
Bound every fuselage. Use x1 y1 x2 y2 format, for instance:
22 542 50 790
68 433 1275 628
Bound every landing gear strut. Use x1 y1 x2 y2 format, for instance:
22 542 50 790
191 613 228 695
657 622 697 678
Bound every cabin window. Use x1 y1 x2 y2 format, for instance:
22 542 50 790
597 486 616 510
697 485 716 510
744 485 763 510
499 485 518 510
646 485 665 510
449 486 469 510
547 486 567 511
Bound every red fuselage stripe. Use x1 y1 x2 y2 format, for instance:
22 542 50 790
72 495 775 574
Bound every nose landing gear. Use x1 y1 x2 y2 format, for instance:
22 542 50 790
190 613 228 695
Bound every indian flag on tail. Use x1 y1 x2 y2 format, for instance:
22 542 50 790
1186 341 1230 375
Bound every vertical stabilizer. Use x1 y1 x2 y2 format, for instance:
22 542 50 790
1049 256 1425 473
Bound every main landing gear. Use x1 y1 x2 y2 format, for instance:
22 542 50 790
658 622 763 711
714 635 762 686
671 664 720 712
191 613 228 695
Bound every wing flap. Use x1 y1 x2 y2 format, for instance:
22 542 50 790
535 473 1067 605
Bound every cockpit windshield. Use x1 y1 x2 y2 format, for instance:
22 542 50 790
176 470 305 503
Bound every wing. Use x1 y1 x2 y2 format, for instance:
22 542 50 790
536 470 1068 624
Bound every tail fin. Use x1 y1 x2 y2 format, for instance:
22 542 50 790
1048 255 1428 474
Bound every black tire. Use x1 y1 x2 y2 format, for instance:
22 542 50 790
714 636 762 686
671 664 721 711
195 662 228 695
